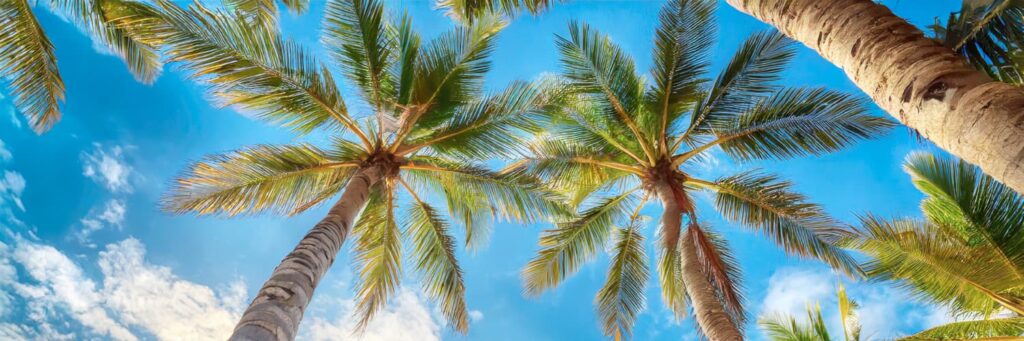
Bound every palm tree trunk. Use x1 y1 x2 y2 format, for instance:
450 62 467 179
656 183 742 341
229 165 385 341
726 0 1024 194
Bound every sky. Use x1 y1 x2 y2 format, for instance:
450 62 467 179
0 0 969 340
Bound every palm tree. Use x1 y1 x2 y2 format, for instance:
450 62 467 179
514 1 892 339
847 152 1024 339
436 0 559 23
760 285 863 341
0 0 161 132
725 0 1024 195
103 0 566 339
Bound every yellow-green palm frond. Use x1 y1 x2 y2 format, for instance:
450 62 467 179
595 220 649 339
931 0 1024 84
226 0 309 27
837 284 862 341
510 136 635 206
402 180 470 333
0 0 64 133
390 12 420 108
689 223 746 328
646 0 714 152
523 189 640 295
758 303 831 341
54 0 162 83
323 0 395 112
352 183 402 332
437 0 558 24
164 144 363 216
704 171 862 277
900 317 1024 340
657 228 689 321
102 0 362 138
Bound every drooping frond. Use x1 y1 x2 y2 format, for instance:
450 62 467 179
931 0 1024 84
679 30 794 147
705 171 862 276
0 0 64 132
522 189 639 295
595 220 649 339
165 144 362 216
51 0 162 83
900 317 1024 340
658 230 688 321
689 223 746 327
758 304 831 341
352 183 402 331
103 0 365 140
647 0 714 151
437 0 558 23
402 181 469 333
682 87 892 163
323 0 395 112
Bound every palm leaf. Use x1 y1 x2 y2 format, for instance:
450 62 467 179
838 284 862 341
932 0 1024 84
758 304 831 341
53 0 163 83
323 0 395 112
511 136 635 206
0 0 64 132
352 183 402 331
595 220 649 339
901 317 1024 340
657 231 689 321
688 223 746 327
437 0 558 23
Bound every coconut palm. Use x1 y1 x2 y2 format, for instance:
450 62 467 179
103 0 566 339
759 284 862 341
847 152 1024 339
930 0 1024 85
725 0 1024 195
437 0 559 23
0 0 161 132
514 1 892 339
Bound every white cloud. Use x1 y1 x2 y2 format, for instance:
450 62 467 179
6 107 21 130
306 289 442 341
469 310 484 322
760 268 834 317
0 139 11 162
77 200 127 244
0 171 25 211
81 144 133 193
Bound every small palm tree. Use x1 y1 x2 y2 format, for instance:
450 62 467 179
514 0 893 339
847 152 1024 339
104 0 565 339
758 284 861 341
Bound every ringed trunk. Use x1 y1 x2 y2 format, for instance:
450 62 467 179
656 183 742 341
229 165 385 341
727 0 1024 194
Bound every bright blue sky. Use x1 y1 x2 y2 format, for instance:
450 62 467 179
0 1 967 340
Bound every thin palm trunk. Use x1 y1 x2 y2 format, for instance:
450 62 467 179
657 183 742 341
230 165 385 341
726 0 1024 194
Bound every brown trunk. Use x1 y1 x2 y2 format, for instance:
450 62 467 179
229 165 384 341
727 0 1024 194
656 183 742 341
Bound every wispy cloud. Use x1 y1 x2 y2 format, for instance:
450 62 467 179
305 288 442 341
81 144 133 193
76 199 127 246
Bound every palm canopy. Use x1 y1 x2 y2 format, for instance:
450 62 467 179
847 152 1024 320
514 0 893 338
930 0 1024 85
103 0 567 333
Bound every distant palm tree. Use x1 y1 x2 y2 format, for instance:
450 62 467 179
0 0 161 132
848 152 1024 339
103 0 566 340
759 284 861 341
513 0 892 339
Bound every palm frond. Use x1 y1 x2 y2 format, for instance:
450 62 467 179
437 0 558 23
932 0 1024 84
0 0 64 132
225 0 278 27
390 13 420 107
323 0 395 112
53 0 162 83
689 223 746 327
706 171 862 277
103 0 366 140
510 136 635 206
522 189 639 295
901 317 1024 340
401 180 469 333
647 0 714 152
758 304 831 341
838 284 862 341
352 183 402 332
595 220 649 339
164 144 362 216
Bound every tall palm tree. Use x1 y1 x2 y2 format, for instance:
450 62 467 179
725 0 1024 195
0 0 161 132
103 0 566 339
847 152 1024 339
514 1 892 339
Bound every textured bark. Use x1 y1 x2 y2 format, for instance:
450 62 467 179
229 165 384 341
727 0 1024 194
656 183 742 341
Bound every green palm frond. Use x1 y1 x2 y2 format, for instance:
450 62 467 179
704 171 862 277
510 136 635 206
932 0 1024 84
595 220 649 339
838 284 862 341
226 0 309 27
523 189 639 295
103 0 366 140
437 0 558 23
678 30 794 148
901 317 1024 340
647 0 714 151
680 87 892 163
390 13 420 107
53 0 162 83
401 180 469 333
759 304 831 341
352 183 402 331
323 0 395 112
689 223 746 327
0 0 64 132
657 231 689 320
164 144 362 216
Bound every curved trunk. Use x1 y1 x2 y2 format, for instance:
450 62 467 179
230 165 384 341
656 183 742 341
727 0 1024 194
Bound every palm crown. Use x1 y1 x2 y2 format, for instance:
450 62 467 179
514 0 893 338
103 0 566 333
